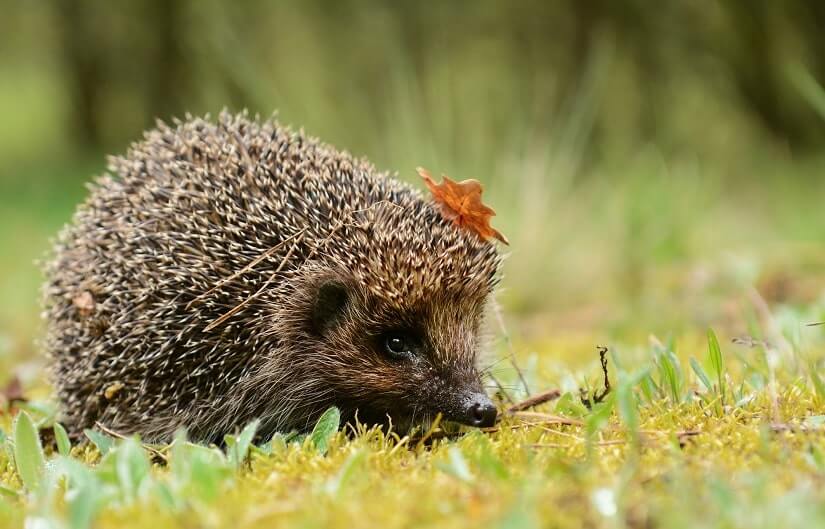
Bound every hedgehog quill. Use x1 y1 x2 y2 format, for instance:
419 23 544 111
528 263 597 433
44 112 505 443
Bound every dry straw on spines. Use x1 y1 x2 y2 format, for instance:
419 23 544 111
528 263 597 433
43 111 502 442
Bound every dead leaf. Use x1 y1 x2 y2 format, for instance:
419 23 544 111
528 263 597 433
72 291 95 317
417 167 509 245
1 375 26 410
103 381 124 400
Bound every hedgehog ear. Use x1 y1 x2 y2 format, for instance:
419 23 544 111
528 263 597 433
312 281 349 335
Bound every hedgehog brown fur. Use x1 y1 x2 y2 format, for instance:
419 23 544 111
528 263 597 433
43 112 502 442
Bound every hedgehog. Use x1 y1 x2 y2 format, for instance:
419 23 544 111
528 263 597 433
43 112 503 443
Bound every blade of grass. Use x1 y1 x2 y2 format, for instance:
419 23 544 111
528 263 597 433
810 364 825 401
690 357 713 392
657 350 683 403
707 329 726 404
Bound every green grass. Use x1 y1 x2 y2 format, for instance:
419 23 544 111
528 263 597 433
2 317 825 529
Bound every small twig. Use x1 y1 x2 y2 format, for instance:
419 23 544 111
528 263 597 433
510 411 584 426
731 336 773 348
350 200 404 214
489 374 516 405
535 426 585 441
505 388 562 414
94 422 169 462
204 232 305 332
530 430 701 448
580 346 611 409
409 419 554 444
770 422 825 434
531 440 627 449
530 429 701 449
186 230 306 310
302 218 355 263
638 429 701 438
94 422 131 440
491 298 530 396
807 321 825 327
597 346 611 394
411 408 702 447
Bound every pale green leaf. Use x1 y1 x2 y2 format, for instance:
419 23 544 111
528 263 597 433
116 437 151 501
228 419 260 468
310 407 340 455
84 429 114 456
12 411 46 492
54 423 72 457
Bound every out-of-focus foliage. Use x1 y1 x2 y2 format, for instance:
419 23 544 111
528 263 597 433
4 1 825 164
0 0 824 362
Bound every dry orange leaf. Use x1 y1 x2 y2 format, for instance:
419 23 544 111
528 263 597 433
417 167 509 245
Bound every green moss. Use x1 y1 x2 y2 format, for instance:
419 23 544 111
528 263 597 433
2 327 825 528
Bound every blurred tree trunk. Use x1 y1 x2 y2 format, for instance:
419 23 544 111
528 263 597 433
723 0 823 147
799 2 825 99
728 2 787 139
56 0 104 150
55 0 191 150
145 0 190 121
47 0 825 154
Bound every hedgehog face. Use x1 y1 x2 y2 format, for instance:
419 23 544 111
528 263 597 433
303 274 498 432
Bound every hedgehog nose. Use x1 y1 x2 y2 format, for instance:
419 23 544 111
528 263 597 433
466 394 497 428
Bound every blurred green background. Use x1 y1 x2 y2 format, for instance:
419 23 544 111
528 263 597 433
1 1 824 370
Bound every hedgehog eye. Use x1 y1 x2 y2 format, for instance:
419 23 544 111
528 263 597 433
382 332 413 360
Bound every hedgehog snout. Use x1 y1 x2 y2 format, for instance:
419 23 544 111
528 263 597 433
461 392 497 428
430 373 498 428
433 388 497 428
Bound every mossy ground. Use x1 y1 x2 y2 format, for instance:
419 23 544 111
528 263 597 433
2 322 824 529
